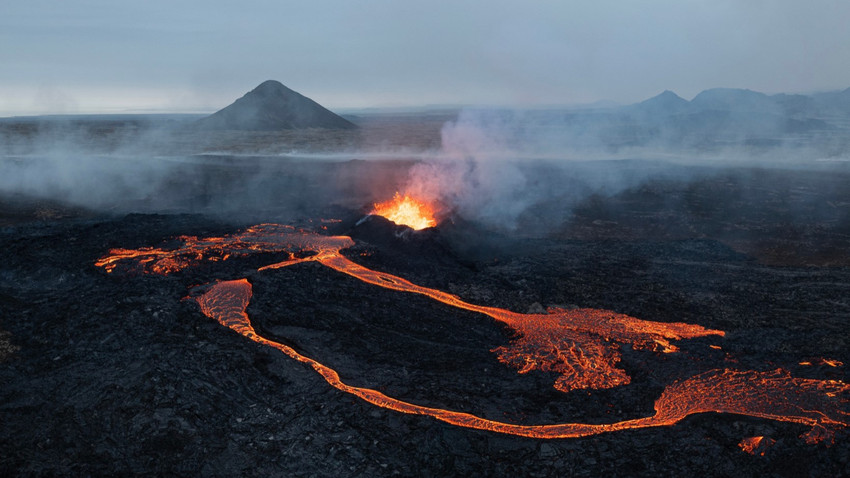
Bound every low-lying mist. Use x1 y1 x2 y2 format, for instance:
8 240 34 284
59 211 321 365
1 105 849 242
398 106 850 233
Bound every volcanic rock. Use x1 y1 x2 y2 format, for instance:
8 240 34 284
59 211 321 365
346 214 467 270
196 80 357 131
2 156 850 477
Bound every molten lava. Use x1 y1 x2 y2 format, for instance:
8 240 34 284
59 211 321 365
96 224 850 442
800 358 844 368
738 436 775 455
371 192 437 230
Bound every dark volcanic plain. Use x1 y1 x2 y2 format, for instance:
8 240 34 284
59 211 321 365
1 112 849 477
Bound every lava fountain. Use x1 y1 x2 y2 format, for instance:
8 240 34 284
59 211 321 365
96 224 850 442
371 192 437 230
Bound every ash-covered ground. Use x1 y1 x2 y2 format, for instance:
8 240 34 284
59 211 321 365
1 115 850 476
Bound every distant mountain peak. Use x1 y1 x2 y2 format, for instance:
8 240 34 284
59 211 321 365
196 80 357 131
631 89 689 114
250 80 295 97
647 90 686 103
658 89 681 97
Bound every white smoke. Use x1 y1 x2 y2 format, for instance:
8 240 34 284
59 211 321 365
399 102 850 231
402 109 537 228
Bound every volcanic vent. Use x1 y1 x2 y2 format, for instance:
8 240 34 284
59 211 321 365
370 192 438 230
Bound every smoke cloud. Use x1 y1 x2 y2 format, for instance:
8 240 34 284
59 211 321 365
2 86 849 235
396 91 850 232
400 109 677 230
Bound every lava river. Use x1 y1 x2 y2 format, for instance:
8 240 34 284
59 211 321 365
96 223 850 441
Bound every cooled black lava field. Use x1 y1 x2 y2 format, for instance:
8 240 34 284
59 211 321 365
1 158 849 477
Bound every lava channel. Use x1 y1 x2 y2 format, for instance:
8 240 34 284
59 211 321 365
97 223 850 441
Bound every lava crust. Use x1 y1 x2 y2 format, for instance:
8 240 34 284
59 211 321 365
2 165 850 476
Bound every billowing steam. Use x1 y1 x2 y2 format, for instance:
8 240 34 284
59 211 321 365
397 91 850 230
400 108 675 230
403 111 533 228
0 120 186 211
2 85 849 230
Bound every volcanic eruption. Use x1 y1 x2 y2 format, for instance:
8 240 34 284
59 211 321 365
370 192 438 230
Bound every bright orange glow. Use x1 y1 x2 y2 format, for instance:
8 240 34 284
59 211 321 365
739 436 775 455
800 358 844 368
97 224 850 442
371 192 437 230
94 224 353 275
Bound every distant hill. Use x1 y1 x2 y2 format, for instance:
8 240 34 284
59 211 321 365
196 80 357 131
625 86 850 119
607 87 844 150
630 90 690 115
811 87 850 116
689 88 781 114
475 86 850 153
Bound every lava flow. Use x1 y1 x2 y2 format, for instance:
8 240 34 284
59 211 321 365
371 192 437 230
96 224 850 441
738 436 776 456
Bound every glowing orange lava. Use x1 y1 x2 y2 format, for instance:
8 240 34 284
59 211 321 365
738 436 775 455
97 224 850 442
371 192 437 230
94 224 351 275
800 358 844 368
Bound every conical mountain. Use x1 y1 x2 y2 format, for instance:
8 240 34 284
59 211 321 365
631 90 690 115
196 80 357 130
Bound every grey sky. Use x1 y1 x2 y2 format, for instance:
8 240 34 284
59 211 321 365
2 0 849 115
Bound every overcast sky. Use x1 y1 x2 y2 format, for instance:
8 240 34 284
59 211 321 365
2 0 849 116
